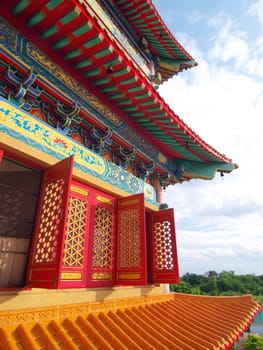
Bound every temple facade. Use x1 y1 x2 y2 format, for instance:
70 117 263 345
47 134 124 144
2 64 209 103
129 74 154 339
0 1 261 349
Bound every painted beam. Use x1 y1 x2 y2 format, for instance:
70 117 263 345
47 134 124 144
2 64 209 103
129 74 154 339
175 160 237 180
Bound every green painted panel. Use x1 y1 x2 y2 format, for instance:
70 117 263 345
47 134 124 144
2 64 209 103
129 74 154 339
116 100 132 106
138 3 148 9
141 125 161 131
127 85 143 93
136 22 150 27
129 13 141 20
64 48 82 60
147 107 161 112
134 93 150 100
135 118 150 123
73 23 92 37
53 37 71 49
129 112 144 117
112 68 128 77
83 68 100 77
140 100 155 106
101 85 118 92
41 25 58 39
132 19 144 24
137 120 157 125
74 59 91 69
122 106 138 111
103 57 122 67
46 0 63 11
13 0 30 15
120 77 136 85
94 48 112 59
60 8 80 25
151 114 167 119
108 92 125 99
125 9 137 16
28 11 46 27
84 36 103 49
93 77 111 85
119 2 133 9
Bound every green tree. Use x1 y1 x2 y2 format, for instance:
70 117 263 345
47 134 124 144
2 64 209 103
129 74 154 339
201 275 218 295
243 334 263 350
170 280 201 294
182 273 204 286
217 271 243 294
170 281 192 293
170 271 263 298
240 275 261 294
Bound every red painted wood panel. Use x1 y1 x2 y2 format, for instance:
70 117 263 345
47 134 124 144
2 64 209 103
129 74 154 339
0 149 3 163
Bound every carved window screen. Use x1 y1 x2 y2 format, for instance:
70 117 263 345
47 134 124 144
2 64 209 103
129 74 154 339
33 178 65 264
116 193 147 286
92 205 113 269
63 196 87 267
148 208 179 284
86 194 116 288
26 156 73 289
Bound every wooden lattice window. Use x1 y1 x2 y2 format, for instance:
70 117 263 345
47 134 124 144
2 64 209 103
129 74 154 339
34 178 65 264
153 220 174 270
116 194 147 286
148 208 179 284
92 205 113 269
118 207 141 268
63 196 87 267
27 156 73 289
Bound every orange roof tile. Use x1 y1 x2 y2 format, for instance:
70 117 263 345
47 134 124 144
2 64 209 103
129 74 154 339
0 293 261 350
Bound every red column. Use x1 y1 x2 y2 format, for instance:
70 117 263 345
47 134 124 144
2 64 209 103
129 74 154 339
154 178 163 204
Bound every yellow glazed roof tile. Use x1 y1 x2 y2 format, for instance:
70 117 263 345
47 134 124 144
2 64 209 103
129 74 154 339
0 293 261 350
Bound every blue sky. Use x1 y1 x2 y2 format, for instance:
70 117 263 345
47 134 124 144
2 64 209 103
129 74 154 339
153 0 263 275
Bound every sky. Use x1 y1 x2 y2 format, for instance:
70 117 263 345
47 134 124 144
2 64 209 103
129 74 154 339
153 0 263 276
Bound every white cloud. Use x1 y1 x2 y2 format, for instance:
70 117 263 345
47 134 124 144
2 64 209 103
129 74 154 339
248 0 263 25
207 14 249 68
159 9 263 276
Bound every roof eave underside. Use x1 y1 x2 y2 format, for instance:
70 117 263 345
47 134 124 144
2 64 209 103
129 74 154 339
0 0 234 167
115 0 198 81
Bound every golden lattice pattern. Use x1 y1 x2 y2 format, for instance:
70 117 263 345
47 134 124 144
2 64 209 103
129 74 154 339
34 179 65 263
153 220 174 270
92 205 113 268
119 208 140 268
63 196 87 267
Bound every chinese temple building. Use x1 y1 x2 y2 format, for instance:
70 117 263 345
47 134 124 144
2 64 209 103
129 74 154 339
0 0 261 349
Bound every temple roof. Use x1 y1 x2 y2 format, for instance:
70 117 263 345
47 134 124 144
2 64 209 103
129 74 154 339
0 293 261 349
114 0 198 81
1 0 237 180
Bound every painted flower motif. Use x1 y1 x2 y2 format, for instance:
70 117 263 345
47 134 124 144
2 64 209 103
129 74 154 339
54 138 68 148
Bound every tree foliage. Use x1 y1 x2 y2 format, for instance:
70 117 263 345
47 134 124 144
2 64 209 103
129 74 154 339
170 271 263 298
243 334 263 350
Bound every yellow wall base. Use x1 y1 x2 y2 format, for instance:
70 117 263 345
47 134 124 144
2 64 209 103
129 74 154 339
0 285 166 311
